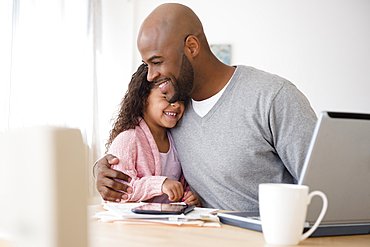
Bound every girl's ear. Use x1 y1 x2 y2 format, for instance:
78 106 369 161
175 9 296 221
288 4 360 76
184 35 200 58
142 98 147 112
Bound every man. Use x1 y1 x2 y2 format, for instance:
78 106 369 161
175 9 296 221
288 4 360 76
95 3 317 211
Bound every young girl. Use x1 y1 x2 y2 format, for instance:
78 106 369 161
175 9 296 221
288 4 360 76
105 64 199 205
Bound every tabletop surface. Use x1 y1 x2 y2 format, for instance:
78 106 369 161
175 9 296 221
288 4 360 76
88 205 370 247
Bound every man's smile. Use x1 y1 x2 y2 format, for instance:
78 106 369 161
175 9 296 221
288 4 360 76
158 79 170 94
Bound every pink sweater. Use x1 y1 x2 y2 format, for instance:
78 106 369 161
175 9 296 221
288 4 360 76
109 118 188 202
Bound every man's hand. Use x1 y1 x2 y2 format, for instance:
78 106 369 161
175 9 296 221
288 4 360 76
182 191 201 206
161 178 184 202
95 154 133 202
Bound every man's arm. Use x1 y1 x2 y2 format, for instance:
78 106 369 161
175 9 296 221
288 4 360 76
94 154 133 202
269 83 317 181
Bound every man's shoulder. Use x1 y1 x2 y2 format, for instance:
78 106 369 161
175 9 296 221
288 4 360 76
234 65 292 88
228 65 294 101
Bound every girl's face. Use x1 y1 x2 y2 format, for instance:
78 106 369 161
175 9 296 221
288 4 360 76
143 87 185 130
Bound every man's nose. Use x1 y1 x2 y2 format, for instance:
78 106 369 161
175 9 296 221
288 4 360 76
147 66 160 82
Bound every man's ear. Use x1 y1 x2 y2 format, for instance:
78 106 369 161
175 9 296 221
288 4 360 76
184 35 200 57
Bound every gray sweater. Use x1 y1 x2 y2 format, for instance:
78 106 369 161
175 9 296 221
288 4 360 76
170 65 317 211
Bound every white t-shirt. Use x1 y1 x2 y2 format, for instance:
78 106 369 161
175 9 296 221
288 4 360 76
191 78 232 117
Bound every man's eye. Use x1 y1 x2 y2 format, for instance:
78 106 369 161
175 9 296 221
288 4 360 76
153 61 162 65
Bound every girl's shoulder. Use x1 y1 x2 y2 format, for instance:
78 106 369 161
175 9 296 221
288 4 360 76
110 119 154 150
113 125 145 143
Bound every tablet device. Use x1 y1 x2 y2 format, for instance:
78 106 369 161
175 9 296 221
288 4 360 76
131 203 195 215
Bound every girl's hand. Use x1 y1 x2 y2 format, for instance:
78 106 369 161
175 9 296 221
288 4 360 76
182 191 201 206
162 179 184 202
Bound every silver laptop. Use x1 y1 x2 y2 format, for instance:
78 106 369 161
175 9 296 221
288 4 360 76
218 111 370 236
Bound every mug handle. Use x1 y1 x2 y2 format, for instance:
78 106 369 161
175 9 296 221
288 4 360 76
300 191 328 241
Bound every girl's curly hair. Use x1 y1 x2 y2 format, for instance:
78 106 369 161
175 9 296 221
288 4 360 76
105 64 155 153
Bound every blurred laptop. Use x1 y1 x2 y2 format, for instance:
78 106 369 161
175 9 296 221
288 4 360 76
218 111 370 236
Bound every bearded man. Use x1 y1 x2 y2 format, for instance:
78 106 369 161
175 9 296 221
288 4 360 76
94 3 316 211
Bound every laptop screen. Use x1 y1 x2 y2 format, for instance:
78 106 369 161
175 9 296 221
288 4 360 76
299 111 370 224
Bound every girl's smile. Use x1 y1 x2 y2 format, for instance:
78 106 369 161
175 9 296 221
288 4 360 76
143 87 185 133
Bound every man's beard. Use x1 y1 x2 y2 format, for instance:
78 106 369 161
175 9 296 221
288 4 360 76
168 54 194 103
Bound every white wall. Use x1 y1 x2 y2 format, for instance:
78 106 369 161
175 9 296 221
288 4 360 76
97 0 135 151
99 0 370 148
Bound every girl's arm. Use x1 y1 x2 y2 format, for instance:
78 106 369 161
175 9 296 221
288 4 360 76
179 172 200 206
109 131 166 202
180 172 191 193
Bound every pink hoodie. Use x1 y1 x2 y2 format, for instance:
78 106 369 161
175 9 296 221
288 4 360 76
109 118 189 202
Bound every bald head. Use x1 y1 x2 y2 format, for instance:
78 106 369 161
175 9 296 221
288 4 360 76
137 3 206 54
137 3 225 102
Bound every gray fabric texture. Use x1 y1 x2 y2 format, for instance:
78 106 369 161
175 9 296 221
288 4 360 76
170 65 317 211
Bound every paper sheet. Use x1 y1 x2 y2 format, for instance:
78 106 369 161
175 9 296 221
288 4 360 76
92 202 220 227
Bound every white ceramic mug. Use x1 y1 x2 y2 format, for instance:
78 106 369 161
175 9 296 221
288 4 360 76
259 183 328 246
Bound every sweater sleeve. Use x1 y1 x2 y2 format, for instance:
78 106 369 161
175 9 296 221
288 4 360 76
180 173 191 193
269 83 317 181
108 130 167 202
